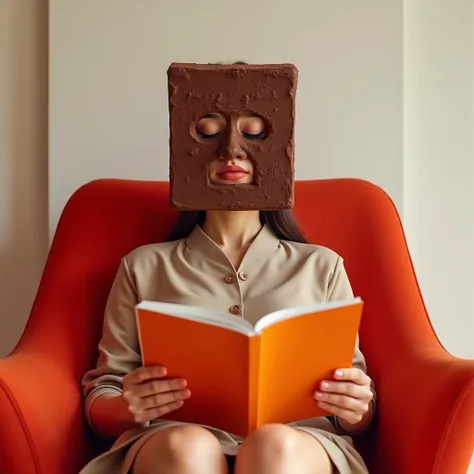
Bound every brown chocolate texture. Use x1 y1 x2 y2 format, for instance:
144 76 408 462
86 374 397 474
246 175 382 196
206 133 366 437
167 63 298 210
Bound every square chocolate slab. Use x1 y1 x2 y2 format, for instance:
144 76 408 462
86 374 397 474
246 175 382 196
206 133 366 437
168 63 298 210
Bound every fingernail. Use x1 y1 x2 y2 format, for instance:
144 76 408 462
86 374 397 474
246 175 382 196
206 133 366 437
182 389 191 398
336 370 344 377
179 379 187 387
156 366 166 376
315 391 323 399
321 381 330 389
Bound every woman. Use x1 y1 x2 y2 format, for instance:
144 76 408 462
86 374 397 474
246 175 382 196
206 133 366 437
80 102 376 474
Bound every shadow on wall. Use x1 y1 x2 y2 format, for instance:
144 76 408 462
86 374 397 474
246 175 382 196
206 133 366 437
0 0 49 357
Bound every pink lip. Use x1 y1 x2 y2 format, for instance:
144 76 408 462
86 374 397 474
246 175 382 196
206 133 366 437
218 165 248 174
217 165 249 182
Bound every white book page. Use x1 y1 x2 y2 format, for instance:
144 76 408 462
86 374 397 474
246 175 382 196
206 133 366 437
136 300 256 335
254 297 361 333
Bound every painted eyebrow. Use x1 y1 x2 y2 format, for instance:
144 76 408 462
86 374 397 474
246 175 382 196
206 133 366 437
201 113 222 119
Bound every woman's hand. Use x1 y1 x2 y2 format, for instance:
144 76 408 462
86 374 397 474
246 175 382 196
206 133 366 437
314 368 373 427
122 365 191 424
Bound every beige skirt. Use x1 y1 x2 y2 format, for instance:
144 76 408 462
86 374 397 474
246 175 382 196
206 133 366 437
79 417 369 474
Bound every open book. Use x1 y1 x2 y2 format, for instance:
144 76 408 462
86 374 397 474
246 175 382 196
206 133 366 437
135 298 363 439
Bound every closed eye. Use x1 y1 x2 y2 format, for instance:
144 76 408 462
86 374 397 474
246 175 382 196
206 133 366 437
198 131 220 139
242 131 265 140
196 113 226 140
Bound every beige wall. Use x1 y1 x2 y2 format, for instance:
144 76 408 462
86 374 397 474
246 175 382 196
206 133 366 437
404 0 474 361
0 0 49 357
48 0 404 237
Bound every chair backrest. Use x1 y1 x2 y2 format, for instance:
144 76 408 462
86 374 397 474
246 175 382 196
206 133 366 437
15 178 435 467
18 176 433 387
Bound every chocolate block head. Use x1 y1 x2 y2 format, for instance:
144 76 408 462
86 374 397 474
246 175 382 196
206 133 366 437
167 62 298 210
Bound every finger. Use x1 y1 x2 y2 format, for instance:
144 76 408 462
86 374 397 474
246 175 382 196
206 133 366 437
334 368 371 385
131 400 185 424
131 378 187 398
138 389 192 410
314 390 365 411
318 381 372 400
130 366 167 383
317 401 364 425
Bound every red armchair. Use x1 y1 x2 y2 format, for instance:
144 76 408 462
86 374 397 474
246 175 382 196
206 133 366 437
0 178 473 474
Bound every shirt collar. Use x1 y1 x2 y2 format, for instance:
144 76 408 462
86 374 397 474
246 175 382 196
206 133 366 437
185 223 281 270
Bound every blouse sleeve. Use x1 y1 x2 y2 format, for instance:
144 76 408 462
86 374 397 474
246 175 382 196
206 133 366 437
81 257 141 430
326 256 377 433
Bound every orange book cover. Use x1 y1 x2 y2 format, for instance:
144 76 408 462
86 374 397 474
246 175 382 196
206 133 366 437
136 299 363 438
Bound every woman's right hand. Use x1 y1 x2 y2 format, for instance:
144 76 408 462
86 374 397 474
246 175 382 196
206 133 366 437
122 365 191 424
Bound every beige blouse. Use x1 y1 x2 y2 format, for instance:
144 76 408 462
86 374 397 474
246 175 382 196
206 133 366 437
82 224 373 435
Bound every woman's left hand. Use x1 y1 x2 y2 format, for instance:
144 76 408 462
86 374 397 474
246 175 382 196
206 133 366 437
314 368 373 425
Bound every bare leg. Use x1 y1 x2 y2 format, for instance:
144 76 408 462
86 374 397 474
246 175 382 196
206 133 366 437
132 425 228 474
235 424 334 474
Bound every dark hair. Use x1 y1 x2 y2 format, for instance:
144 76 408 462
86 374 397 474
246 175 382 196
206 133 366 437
165 210 307 244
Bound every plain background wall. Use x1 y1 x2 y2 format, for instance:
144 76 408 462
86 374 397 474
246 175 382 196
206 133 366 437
0 0 49 357
403 0 474 360
48 0 404 237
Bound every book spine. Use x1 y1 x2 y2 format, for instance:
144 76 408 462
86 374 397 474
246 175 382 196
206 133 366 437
248 335 261 434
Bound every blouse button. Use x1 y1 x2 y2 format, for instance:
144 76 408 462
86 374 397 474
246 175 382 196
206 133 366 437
238 271 248 281
224 274 236 284
230 305 241 315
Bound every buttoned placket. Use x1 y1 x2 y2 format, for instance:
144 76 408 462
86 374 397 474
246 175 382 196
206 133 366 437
185 224 280 321
223 268 247 319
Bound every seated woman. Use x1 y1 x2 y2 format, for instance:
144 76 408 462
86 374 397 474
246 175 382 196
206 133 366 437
80 63 376 474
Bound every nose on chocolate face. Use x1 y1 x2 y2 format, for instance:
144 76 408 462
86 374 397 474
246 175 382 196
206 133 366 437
218 127 248 161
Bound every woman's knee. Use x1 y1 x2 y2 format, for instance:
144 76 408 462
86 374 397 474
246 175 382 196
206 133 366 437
240 424 299 459
161 425 221 458
133 425 223 472
236 424 333 473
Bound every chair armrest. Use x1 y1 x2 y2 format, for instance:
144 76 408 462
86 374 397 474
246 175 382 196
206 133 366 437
373 348 474 474
0 353 89 474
